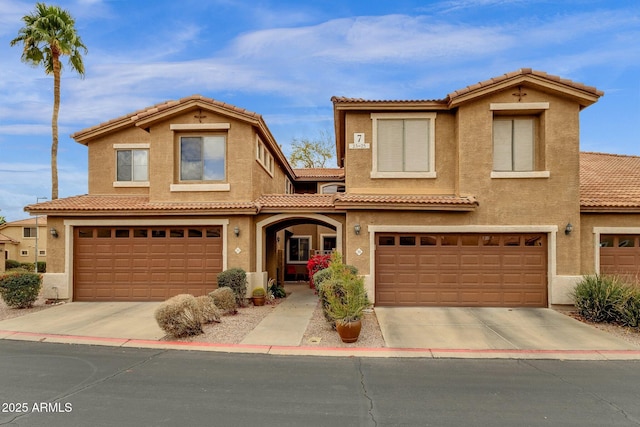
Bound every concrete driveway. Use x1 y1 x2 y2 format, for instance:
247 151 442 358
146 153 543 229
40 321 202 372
375 307 636 351
0 302 165 341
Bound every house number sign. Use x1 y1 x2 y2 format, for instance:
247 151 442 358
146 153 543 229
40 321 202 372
349 133 369 149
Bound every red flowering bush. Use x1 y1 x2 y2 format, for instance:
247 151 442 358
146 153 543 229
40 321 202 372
307 254 331 289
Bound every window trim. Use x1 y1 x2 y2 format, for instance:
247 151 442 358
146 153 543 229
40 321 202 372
285 176 294 194
23 227 37 238
256 136 274 177
491 103 549 179
286 235 312 264
113 144 150 187
320 183 346 194
177 134 227 183
370 112 436 179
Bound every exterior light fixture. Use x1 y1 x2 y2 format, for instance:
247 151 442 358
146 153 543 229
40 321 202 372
565 223 573 235
234 226 240 237
354 224 361 235
50 227 58 238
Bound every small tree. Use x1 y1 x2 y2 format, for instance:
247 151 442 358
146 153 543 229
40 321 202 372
289 130 335 168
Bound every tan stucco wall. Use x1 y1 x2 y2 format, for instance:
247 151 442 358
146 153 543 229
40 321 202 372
86 109 292 203
456 88 582 276
0 220 48 264
343 111 457 194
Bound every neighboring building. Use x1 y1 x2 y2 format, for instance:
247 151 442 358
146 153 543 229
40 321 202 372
0 217 48 267
25 69 640 307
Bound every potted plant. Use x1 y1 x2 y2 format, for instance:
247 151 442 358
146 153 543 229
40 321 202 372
251 287 266 306
320 254 370 343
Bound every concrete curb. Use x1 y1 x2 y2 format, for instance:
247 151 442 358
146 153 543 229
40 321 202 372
3 329 640 360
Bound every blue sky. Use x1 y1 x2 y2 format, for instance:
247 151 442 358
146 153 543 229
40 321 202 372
0 0 639 222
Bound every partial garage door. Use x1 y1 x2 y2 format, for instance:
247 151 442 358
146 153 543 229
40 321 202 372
600 234 640 277
74 226 223 301
375 233 547 307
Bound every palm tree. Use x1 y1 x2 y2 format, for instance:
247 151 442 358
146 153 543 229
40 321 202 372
11 2 87 200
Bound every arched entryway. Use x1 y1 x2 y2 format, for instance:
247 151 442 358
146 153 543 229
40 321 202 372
255 214 344 286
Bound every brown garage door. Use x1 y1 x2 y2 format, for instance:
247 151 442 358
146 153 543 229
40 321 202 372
74 226 223 301
375 233 547 307
600 234 640 278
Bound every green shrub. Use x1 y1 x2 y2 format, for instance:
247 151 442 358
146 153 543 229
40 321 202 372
316 254 367 326
154 294 203 337
5 259 20 270
19 262 35 272
208 287 237 314
573 275 628 323
268 279 286 299
194 295 221 324
616 287 640 328
0 272 42 308
217 268 247 307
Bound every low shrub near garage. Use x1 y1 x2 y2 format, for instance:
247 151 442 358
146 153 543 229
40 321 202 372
573 274 640 329
195 295 221 324
615 286 640 329
573 275 627 323
208 287 237 314
217 268 247 307
154 294 203 338
0 271 42 308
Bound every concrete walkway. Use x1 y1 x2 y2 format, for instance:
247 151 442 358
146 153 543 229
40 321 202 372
240 285 317 346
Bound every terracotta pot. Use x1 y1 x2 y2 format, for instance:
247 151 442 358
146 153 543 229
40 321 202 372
335 319 362 343
252 296 265 306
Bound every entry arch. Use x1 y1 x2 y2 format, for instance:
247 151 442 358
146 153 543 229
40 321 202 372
255 213 343 275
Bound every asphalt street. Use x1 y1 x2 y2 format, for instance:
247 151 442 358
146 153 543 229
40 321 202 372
1 341 639 426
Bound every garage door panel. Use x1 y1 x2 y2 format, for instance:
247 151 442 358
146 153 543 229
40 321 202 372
74 226 223 301
376 233 547 307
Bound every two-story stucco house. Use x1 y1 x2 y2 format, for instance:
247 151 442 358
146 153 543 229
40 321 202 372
0 217 48 273
26 69 640 306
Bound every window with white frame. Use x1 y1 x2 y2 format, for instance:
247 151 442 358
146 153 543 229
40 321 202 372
256 137 274 175
20 250 29 257
180 135 226 181
285 177 294 194
490 102 549 178
287 235 311 263
116 149 149 181
23 227 37 238
493 117 536 172
371 113 436 178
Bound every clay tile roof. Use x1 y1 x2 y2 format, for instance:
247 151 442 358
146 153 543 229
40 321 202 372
24 195 256 214
71 95 262 141
335 194 478 211
1 217 47 227
0 233 18 244
331 96 446 104
255 194 337 210
580 152 640 211
447 68 604 100
294 168 345 179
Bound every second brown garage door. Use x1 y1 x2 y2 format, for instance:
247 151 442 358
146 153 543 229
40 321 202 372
600 234 640 277
375 233 547 307
74 226 223 301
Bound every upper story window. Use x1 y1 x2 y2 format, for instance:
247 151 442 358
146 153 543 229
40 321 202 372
23 227 37 238
113 143 150 187
321 183 345 194
180 136 226 181
490 102 549 179
371 112 436 178
285 176 294 194
256 137 274 176
493 118 535 172
117 149 148 181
